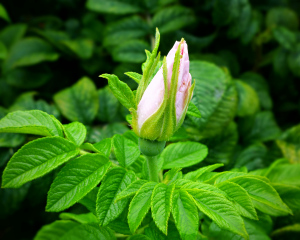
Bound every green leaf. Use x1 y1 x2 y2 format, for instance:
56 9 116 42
54 77 98 124
61 38 94 59
8 92 59 118
116 179 148 202
0 24 27 49
0 41 7 60
273 26 297 50
186 189 248 238
125 72 142 84
151 183 174 234
172 190 199 240
0 110 63 137
46 154 111 212
97 86 119 122
187 61 238 139
152 6 195 34
60 223 115 240
239 72 272 110
161 141 208 169
266 163 300 186
96 168 136 226
104 16 149 46
112 40 150 63
216 181 258 220
3 37 59 72
63 122 87 146
100 74 136 110
0 132 25 148
235 80 260 117
128 182 157 233
276 124 300 163
266 7 299 31
2 137 79 188
288 43 300 77
0 4 10 22
186 102 201 118
238 111 281 144
86 0 141 15
271 223 300 238
184 163 224 181
34 220 80 240
5 65 53 89
272 183 300 211
79 188 98 215
113 134 140 168
201 121 238 165
234 143 267 170
163 168 182 185
212 0 239 26
81 138 112 157
228 176 292 216
127 235 151 240
59 212 97 224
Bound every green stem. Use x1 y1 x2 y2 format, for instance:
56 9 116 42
145 155 159 182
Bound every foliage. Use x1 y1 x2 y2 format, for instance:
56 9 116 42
0 0 300 239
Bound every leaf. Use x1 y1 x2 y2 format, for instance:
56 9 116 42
152 6 195 34
113 134 140 168
201 121 238 164
0 110 63 137
8 92 59 118
2 137 79 188
104 16 149 46
5 65 52 89
186 102 201 118
228 176 292 216
184 163 224 181
163 168 182 185
172 190 199 240
271 223 300 238
128 182 157 233
96 168 136 226
97 86 119 122
233 143 267 170
161 141 208 169
187 61 238 139
0 132 25 148
63 122 87 146
235 80 260 117
266 163 300 186
127 235 151 240
151 183 174 234
276 124 300 163
46 154 111 212
272 26 297 50
112 40 150 63
238 111 281 144
272 183 300 211
59 212 97 224
0 41 7 60
60 223 115 240
212 0 239 26
125 72 142 84
79 188 98 215
288 43 300 77
0 24 27 49
3 37 59 72
0 4 10 22
61 38 94 59
86 0 141 15
266 7 299 31
216 181 258 220
54 77 98 124
34 220 80 240
100 74 136 110
186 189 248 239
116 179 147 202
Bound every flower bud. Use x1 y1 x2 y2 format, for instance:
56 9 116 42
132 39 195 141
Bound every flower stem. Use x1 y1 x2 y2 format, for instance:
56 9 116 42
145 155 159 182
138 138 166 182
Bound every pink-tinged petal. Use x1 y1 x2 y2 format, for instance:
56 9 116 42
137 41 180 130
176 73 192 121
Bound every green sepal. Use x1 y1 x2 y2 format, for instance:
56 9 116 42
136 28 160 103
